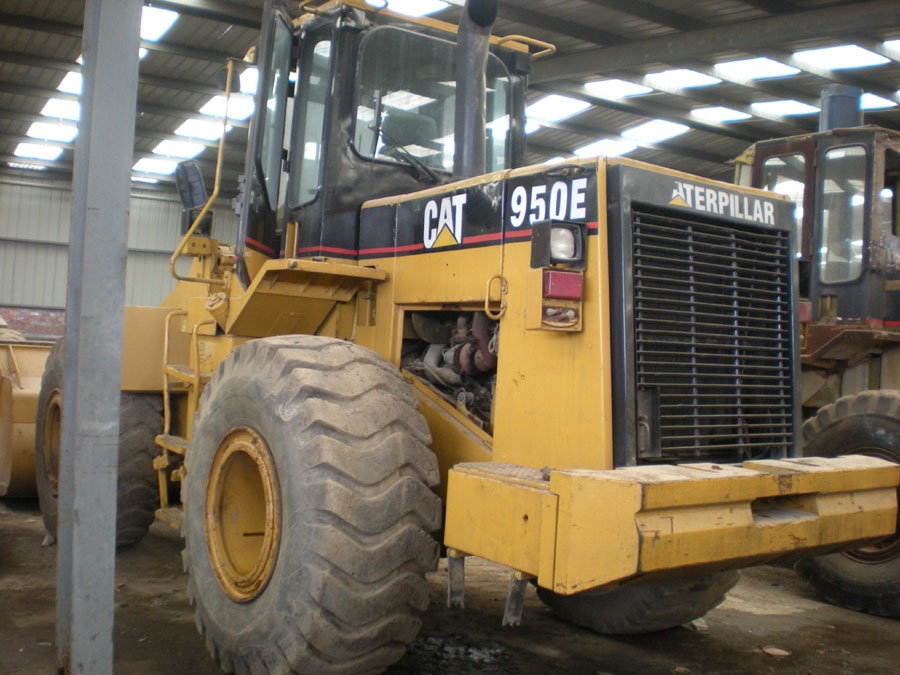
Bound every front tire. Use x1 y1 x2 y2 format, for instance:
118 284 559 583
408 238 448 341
797 391 900 616
535 572 740 635
182 336 441 674
34 338 162 548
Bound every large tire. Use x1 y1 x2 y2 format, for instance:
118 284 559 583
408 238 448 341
182 336 441 674
796 390 900 616
535 571 740 635
34 338 162 548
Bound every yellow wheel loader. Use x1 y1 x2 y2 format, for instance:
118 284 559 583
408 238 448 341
735 87 900 616
0 317 51 498
34 1 899 673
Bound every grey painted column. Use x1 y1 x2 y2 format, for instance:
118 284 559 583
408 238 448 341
56 1 141 672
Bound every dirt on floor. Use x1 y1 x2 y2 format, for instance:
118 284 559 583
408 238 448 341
2 498 898 675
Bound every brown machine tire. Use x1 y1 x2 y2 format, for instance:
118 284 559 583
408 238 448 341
34 338 162 548
535 571 740 635
182 336 441 674
796 391 900 617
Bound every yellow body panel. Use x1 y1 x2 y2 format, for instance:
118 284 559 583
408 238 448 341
0 341 51 496
445 456 899 595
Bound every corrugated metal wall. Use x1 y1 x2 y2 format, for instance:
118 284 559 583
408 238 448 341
0 175 239 308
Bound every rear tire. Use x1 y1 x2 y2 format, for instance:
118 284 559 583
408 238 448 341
535 571 740 635
34 338 162 548
182 336 441 674
797 391 900 616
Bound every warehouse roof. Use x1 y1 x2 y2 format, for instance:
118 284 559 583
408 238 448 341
1 0 899 197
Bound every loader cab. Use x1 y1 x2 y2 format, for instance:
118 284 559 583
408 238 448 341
236 0 529 282
742 127 900 324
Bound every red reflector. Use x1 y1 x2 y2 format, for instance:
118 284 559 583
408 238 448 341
543 270 583 300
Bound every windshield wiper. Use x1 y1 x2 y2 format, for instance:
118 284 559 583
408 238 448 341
369 124 440 185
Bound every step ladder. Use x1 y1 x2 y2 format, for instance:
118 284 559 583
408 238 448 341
153 310 214 530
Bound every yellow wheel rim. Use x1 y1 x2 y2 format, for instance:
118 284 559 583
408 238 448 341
41 389 62 492
205 427 280 603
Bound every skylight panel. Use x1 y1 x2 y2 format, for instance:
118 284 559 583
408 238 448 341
691 106 751 122
751 100 819 116
240 67 259 95
14 143 63 161
153 140 205 159
199 95 255 121
583 79 652 99
8 162 47 171
622 119 690 144
574 139 636 158
57 71 82 95
26 121 78 143
131 175 159 184
714 57 799 81
175 118 228 141
141 7 179 41
645 69 720 89
133 157 178 175
41 98 81 121
368 0 447 17
861 93 897 110
526 95 591 124
545 156 566 165
381 91 435 110
525 120 541 134
793 45 889 70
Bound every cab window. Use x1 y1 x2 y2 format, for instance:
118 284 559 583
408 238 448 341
819 145 867 283
352 27 511 174
760 154 806 257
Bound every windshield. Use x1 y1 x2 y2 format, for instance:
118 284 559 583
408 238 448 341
353 26 511 174
819 145 867 284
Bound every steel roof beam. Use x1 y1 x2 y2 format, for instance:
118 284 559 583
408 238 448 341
532 0 900 83
0 12 237 64
145 0 261 29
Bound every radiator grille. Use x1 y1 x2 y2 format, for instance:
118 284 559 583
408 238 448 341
632 207 793 463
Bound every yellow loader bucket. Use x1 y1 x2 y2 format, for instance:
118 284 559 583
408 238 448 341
445 455 899 594
0 340 52 497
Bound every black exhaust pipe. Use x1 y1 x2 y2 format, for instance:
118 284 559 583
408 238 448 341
819 84 863 132
453 0 498 179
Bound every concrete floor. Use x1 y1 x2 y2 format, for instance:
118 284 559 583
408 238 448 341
2 498 898 675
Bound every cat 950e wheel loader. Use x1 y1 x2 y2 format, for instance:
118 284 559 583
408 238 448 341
35 1 899 673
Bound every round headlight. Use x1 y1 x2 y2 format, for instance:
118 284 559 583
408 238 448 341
550 226 576 260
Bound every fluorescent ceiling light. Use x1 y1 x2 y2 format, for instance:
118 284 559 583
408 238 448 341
381 91 435 110
861 93 897 110
369 0 447 17
153 139 205 159
199 94 255 121
133 157 178 175
691 106 751 122
57 71 82 95
545 156 566 165
645 69 720 89
574 138 636 158
175 118 228 141
584 79 652 99
751 100 819 116
141 7 178 41
526 94 591 124
794 44 889 70
41 98 81 121
714 57 799 80
7 162 47 171
14 143 63 161
26 121 78 143
240 67 259 95
131 175 159 184
622 119 690 144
